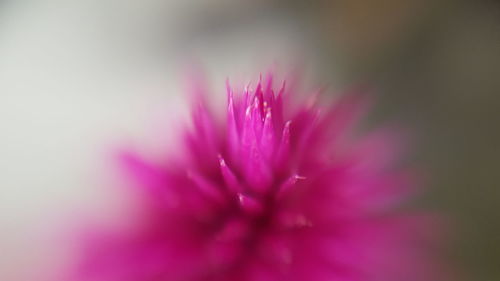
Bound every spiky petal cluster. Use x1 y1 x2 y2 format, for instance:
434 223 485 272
76 74 439 281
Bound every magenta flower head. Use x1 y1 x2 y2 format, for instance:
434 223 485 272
75 73 441 281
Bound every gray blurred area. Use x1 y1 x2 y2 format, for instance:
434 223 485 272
0 0 499 280
308 1 500 280
309 1 500 280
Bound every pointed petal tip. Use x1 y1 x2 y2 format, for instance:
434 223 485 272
237 193 264 215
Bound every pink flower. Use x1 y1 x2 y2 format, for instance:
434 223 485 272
76 73 441 281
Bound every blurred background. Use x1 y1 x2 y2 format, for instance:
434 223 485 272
0 0 499 280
